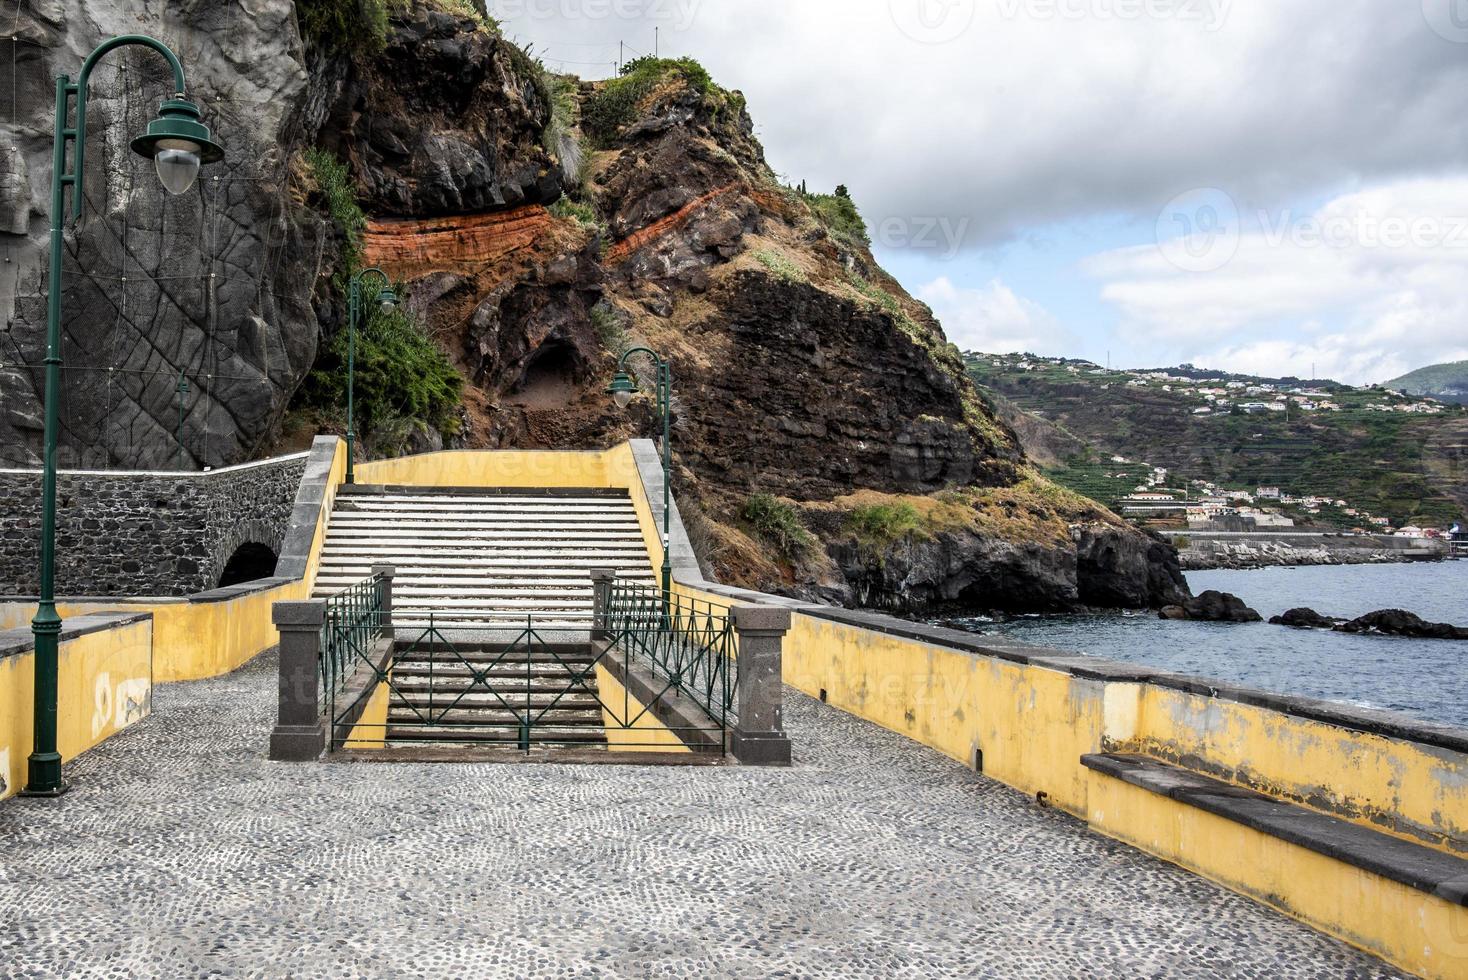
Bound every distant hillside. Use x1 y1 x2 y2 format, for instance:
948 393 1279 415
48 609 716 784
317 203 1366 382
1387 361 1468 405
967 354 1468 528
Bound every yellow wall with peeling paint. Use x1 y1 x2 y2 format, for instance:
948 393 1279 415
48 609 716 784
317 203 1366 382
1126 684 1468 853
0 617 153 801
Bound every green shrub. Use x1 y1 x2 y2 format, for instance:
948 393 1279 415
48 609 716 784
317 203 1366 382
550 195 602 231
304 149 366 271
294 285 464 445
800 186 870 248
740 494 813 558
754 249 807 284
585 57 714 144
848 502 927 545
296 0 391 54
590 304 626 352
296 0 497 54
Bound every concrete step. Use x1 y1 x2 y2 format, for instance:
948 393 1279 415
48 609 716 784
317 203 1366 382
388 708 604 727
389 688 601 706
386 725 608 746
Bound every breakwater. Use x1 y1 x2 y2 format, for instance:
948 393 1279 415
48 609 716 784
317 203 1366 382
1172 531 1447 570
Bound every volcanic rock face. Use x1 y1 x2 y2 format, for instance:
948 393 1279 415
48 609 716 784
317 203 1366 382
0 0 325 469
323 9 561 216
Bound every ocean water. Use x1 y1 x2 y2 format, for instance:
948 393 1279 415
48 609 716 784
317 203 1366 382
940 562 1468 729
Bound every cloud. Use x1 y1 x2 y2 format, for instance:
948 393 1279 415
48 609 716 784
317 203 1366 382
1085 177 1468 382
917 276 1071 355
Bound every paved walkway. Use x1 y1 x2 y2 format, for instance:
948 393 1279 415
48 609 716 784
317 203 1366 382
0 652 1400 978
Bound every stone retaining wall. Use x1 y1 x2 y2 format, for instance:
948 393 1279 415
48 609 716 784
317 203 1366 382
0 454 309 597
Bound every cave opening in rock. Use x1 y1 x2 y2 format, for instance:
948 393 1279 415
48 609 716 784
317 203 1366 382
508 341 583 410
217 542 278 588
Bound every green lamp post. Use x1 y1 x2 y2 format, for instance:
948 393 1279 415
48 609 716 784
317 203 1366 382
607 347 673 605
25 35 224 797
343 267 398 485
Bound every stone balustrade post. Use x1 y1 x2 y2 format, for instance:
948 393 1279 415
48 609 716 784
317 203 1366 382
590 569 614 642
269 600 326 762
731 605 793 766
371 564 395 639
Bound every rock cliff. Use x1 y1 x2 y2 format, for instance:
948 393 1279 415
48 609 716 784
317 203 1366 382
0 1 1190 613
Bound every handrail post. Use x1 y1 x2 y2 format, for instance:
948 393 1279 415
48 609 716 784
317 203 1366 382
730 606 792 767
590 569 614 642
269 600 327 761
372 564 396 641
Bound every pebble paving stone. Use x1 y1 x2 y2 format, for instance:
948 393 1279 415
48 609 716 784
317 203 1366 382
0 650 1405 978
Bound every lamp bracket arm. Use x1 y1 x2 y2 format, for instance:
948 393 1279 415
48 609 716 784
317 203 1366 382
68 35 189 221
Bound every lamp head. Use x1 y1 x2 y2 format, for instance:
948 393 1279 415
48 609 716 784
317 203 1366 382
607 371 637 410
130 98 225 196
378 288 398 314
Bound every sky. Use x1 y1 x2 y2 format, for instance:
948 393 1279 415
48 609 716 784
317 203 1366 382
492 0 1468 385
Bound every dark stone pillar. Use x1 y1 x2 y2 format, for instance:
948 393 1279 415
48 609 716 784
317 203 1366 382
590 568 614 642
269 600 326 762
372 564 395 640
731 605 793 767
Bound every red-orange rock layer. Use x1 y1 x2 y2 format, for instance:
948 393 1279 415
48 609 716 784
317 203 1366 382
364 207 554 280
604 182 741 266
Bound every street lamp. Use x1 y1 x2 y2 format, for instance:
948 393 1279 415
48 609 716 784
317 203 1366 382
606 347 673 605
343 267 397 485
25 35 223 797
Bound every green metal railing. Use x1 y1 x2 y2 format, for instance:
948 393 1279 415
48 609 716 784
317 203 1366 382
604 578 737 723
320 571 389 713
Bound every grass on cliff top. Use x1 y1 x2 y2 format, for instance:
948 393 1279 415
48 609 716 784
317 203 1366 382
297 0 498 55
795 185 870 249
583 56 721 145
824 476 1112 552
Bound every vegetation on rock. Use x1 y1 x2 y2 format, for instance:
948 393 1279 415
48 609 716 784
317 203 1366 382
740 494 815 559
292 148 464 453
583 57 718 144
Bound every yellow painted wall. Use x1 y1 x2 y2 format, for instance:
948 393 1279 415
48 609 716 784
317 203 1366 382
0 617 153 801
341 676 391 751
1126 685 1468 853
356 449 614 491
1086 770 1468 979
594 663 692 754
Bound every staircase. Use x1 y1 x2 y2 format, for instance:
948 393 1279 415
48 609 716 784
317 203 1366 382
314 485 659 753
384 643 609 749
313 486 657 631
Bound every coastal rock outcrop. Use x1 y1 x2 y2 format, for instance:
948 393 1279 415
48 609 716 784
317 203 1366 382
1269 608 1343 629
1333 610 1468 640
1160 591 1262 623
0 2 1193 617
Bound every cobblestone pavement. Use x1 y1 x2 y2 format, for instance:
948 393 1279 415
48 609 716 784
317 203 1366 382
0 652 1401 979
